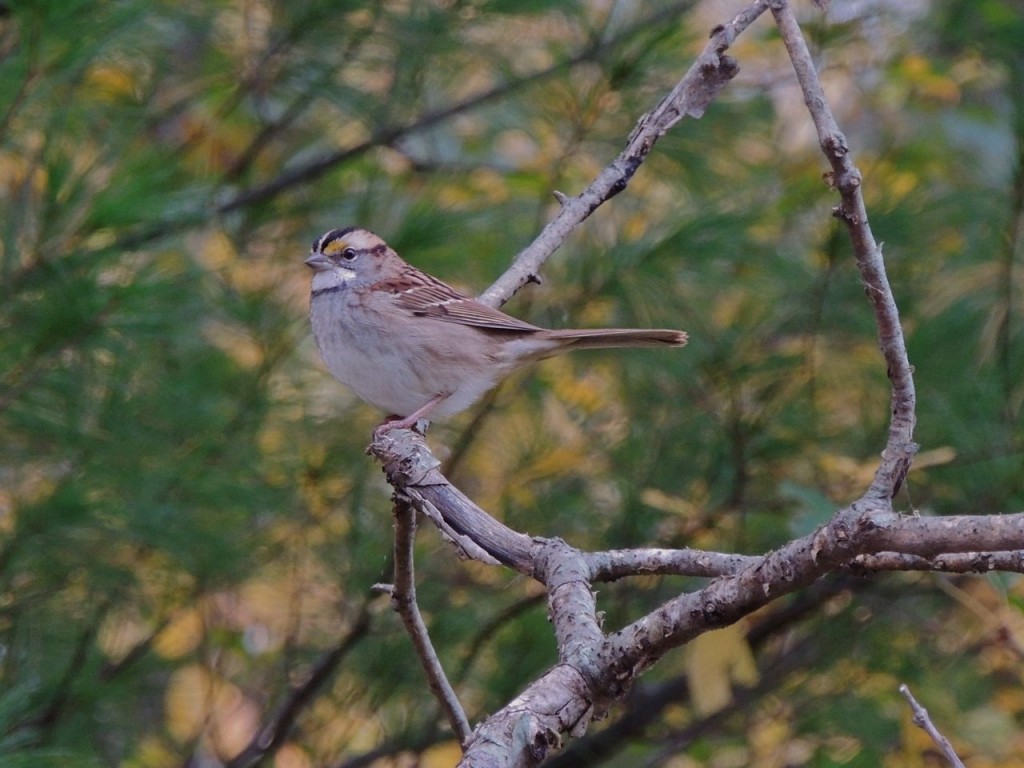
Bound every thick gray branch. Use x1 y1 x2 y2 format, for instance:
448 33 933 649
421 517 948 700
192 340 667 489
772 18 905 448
586 548 761 581
370 429 1024 765
370 430 535 572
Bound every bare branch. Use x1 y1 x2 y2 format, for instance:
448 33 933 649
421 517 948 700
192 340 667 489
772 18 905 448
478 0 771 307
589 539 1024 582
586 548 761 581
389 498 473 746
537 539 604 671
858 514 1024 558
852 550 1024 574
370 430 535 573
370 427 1024 766
899 684 967 768
600 507 1024 684
459 664 593 768
770 0 917 503
356 2 1021 765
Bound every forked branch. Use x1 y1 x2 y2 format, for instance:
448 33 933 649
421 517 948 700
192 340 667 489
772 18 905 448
363 2 1024 767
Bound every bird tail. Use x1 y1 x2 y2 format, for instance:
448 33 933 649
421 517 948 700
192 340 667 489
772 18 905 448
541 328 688 350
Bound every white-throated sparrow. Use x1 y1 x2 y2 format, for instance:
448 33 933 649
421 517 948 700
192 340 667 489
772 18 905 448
306 227 687 432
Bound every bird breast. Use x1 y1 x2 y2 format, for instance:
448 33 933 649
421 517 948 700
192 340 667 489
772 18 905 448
310 286 519 418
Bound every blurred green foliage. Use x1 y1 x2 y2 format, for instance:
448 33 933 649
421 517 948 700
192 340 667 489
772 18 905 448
1 0 1022 766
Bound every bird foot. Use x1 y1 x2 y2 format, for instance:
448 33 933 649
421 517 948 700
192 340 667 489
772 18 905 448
372 394 446 442
372 414 430 441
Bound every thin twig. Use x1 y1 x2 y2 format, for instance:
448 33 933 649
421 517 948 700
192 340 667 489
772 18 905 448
769 0 918 503
389 497 473 746
851 550 1024 574
479 1 769 307
898 684 967 768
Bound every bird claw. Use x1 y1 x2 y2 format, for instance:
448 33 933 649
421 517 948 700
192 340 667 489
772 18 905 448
372 415 430 442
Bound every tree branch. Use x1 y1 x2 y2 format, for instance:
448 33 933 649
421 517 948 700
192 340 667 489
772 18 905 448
370 430 535 573
357 2 1019 765
479 0 770 307
370 428 1024 766
770 0 918 503
586 548 761 581
899 684 967 768
382 497 473 746
852 549 1024 574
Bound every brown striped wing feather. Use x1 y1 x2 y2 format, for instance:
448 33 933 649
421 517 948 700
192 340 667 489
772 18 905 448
374 273 542 333
371 268 687 346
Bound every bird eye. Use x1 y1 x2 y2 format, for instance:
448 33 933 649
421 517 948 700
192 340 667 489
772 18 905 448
341 248 357 261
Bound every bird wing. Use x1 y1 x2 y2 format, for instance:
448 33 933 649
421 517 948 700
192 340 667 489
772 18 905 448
374 274 542 334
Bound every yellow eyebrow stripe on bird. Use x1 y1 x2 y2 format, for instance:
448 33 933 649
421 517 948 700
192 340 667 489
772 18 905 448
321 238 351 256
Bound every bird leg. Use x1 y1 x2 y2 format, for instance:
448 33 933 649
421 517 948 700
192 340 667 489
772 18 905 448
373 392 449 438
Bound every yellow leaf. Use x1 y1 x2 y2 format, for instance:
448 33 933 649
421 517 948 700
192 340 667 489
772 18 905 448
684 625 759 715
912 446 956 470
153 608 204 659
195 229 236 270
123 736 177 768
422 740 464 767
85 63 139 101
641 488 700 520
165 665 211 741
165 665 259 759
900 54 961 104
274 744 312 768
710 290 745 330
98 606 151 663
201 320 264 369
270 745 309 768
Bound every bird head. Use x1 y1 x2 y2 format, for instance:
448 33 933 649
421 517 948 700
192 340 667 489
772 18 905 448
306 227 396 289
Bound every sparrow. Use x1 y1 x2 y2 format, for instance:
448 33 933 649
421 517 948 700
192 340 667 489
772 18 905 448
306 227 687 432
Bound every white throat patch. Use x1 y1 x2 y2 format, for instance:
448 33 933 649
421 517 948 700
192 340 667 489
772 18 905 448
312 266 357 293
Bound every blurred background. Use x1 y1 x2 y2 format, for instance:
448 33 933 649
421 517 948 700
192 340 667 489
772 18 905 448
1 0 1022 765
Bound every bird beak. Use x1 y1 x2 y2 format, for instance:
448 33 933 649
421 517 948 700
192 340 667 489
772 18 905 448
305 253 329 271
